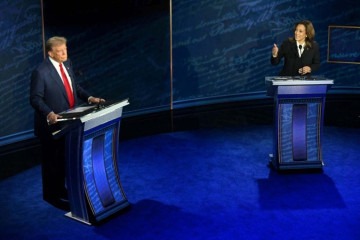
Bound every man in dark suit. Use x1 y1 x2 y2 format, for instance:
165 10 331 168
30 36 104 211
271 20 320 77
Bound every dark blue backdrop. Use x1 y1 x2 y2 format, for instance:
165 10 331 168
328 26 360 64
0 0 42 140
0 0 359 144
172 0 360 106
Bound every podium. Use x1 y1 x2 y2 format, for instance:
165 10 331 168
54 99 130 225
265 77 333 170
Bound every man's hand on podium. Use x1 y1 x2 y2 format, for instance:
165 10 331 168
47 111 62 125
88 96 105 104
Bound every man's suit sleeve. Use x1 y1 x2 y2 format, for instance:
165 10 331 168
30 68 53 118
75 84 91 102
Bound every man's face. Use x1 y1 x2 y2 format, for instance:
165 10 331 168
48 44 68 63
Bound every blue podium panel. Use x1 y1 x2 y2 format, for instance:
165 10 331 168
82 120 129 223
61 99 130 225
266 77 333 170
278 101 321 164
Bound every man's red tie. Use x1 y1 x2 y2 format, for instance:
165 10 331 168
59 63 75 108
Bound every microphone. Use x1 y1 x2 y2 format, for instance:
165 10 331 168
298 45 304 77
298 45 302 57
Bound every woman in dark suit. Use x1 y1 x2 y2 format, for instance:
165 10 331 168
271 20 320 76
30 36 104 210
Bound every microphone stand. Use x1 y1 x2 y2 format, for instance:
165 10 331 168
298 45 305 80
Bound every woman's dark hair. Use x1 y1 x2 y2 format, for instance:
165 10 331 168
289 20 316 48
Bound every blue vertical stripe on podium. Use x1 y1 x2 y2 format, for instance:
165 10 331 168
83 139 103 214
306 102 320 161
104 130 125 202
279 103 293 163
292 104 307 161
92 134 115 207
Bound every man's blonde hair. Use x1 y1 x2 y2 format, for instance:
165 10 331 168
45 36 67 52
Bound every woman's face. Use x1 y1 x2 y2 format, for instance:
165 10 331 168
294 24 307 43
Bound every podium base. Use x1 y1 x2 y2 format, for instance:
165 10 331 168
65 212 92 225
268 153 324 171
65 201 131 225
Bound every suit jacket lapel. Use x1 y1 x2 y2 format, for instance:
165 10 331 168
291 42 299 58
302 45 310 58
46 58 71 103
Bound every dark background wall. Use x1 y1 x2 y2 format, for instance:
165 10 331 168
0 0 359 145
0 0 43 140
172 0 360 107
